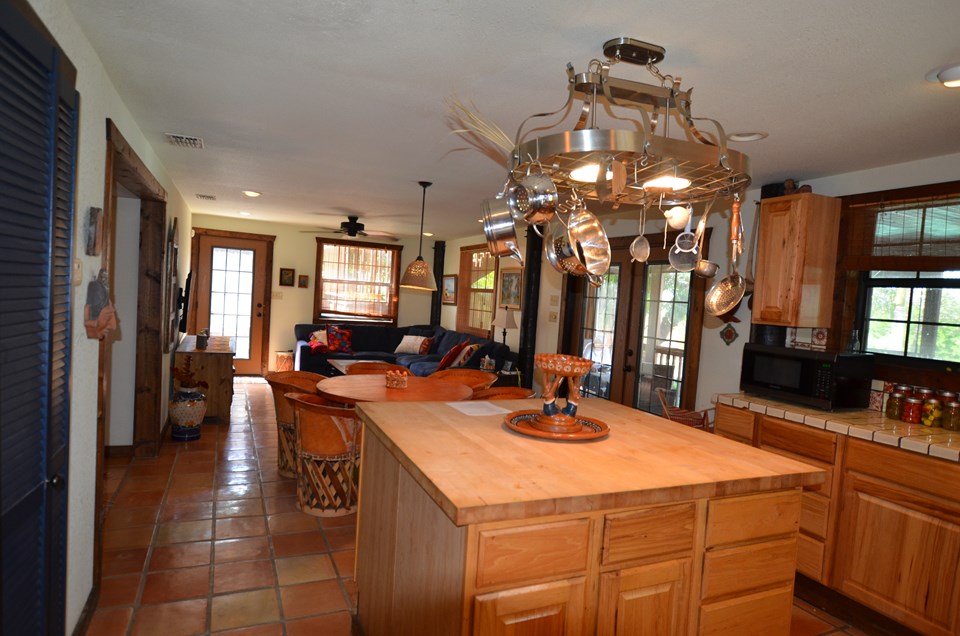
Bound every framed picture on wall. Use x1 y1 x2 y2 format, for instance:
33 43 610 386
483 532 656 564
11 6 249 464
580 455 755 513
498 269 522 309
298 274 309 288
279 268 295 286
441 274 457 305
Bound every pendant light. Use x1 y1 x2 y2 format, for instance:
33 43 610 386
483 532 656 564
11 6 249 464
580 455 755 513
400 180 438 291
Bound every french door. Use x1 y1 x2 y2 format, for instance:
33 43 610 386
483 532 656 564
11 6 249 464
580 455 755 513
191 230 273 375
566 233 707 412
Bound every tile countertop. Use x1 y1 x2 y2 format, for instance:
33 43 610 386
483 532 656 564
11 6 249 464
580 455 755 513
717 393 960 463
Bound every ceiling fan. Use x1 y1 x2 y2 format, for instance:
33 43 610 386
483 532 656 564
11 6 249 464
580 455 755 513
301 215 399 242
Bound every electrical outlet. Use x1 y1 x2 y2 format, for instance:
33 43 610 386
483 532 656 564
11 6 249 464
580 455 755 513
548 311 558 322
272 291 282 300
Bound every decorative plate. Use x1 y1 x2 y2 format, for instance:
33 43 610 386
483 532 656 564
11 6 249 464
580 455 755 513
504 410 610 441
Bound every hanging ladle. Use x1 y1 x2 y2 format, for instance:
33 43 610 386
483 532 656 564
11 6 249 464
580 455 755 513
693 196 719 278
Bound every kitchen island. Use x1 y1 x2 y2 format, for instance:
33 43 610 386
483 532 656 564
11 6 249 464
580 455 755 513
354 398 825 635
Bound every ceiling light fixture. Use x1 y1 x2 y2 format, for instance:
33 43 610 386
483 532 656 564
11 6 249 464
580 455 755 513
728 131 769 142
400 181 438 291
241 190 262 198
508 37 751 208
238 211 251 216
927 63 960 88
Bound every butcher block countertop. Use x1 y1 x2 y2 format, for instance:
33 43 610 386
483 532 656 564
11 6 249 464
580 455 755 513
355 398 824 526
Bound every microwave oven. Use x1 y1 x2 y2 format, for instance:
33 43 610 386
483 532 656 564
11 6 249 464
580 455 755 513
739 343 874 410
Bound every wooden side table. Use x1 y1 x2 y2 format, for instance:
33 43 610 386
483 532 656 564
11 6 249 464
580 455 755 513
176 335 236 422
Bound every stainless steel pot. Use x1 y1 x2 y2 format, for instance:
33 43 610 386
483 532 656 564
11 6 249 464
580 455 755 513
566 204 611 276
481 196 523 264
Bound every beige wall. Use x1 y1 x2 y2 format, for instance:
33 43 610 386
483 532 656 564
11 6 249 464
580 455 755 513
191 214 433 367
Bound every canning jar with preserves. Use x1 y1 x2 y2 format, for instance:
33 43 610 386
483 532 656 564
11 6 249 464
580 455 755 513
943 402 960 432
885 393 904 420
901 397 922 424
921 398 942 427
914 387 934 401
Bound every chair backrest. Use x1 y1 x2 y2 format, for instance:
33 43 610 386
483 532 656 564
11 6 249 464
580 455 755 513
655 388 708 429
346 361 408 375
471 386 536 400
286 392 361 457
266 371 329 424
430 368 498 391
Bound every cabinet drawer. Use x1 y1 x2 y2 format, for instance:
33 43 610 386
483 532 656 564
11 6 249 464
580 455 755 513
796 533 825 581
476 519 590 589
706 490 801 548
602 503 696 565
699 584 794 635
702 537 797 600
760 416 837 464
800 492 829 539
714 404 755 444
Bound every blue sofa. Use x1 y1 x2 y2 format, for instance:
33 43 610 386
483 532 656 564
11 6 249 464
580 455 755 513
294 323 510 377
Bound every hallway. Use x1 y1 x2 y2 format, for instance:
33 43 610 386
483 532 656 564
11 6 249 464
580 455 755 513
87 379 354 635
86 379 877 635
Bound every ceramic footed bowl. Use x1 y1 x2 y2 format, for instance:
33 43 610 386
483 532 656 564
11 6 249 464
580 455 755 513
534 353 593 378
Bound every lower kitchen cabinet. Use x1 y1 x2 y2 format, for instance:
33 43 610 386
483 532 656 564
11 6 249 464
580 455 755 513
714 403 757 444
834 439 960 636
597 558 691 635
475 577 587 635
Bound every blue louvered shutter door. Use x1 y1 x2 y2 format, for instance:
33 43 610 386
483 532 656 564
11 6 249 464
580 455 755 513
0 0 76 633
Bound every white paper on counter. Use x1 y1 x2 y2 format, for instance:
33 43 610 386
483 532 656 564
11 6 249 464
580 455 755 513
446 401 511 416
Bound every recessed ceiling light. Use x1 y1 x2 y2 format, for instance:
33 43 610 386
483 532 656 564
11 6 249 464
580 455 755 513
238 211 251 216
422 232 434 237
926 63 960 88
728 131 769 142
241 190 262 198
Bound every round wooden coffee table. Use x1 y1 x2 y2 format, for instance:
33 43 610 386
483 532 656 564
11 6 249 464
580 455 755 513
316 375 473 405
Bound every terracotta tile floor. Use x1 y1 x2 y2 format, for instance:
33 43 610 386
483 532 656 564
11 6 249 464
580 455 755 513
88 379 874 635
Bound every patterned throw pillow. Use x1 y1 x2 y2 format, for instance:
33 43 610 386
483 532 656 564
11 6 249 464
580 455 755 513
451 343 481 368
326 326 353 353
308 329 328 353
394 335 427 355
419 337 433 355
436 341 468 371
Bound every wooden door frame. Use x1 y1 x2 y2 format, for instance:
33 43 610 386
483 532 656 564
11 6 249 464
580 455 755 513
560 231 709 411
189 227 275 376
93 120 168 588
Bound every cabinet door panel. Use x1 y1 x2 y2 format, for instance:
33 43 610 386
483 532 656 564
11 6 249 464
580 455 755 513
796 533 824 582
753 198 801 325
699 584 793 636
713 404 756 444
474 577 585 636
597 558 691 636
836 473 960 635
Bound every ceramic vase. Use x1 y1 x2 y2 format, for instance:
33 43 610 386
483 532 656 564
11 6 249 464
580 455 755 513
169 389 206 441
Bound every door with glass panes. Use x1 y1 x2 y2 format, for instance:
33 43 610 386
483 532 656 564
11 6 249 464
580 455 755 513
571 234 706 413
194 232 271 375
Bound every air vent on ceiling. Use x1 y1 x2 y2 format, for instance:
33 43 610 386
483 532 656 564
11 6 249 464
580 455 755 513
195 193 216 201
165 133 204 149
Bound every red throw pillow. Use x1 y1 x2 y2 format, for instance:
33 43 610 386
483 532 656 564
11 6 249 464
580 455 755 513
326 326 353 353
308 339 328 354
419 336 433 355
436 341 468 371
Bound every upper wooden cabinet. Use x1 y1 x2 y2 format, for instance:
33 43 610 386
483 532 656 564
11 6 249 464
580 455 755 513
752 193 841 327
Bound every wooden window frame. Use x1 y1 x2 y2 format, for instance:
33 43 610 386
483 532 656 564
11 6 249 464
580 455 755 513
313 238 402 325
456 243 499 338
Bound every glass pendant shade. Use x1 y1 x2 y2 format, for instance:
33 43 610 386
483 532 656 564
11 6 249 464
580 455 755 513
400 181 438 291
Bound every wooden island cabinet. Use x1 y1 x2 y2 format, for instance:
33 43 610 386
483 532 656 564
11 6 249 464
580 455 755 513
354 399 824 635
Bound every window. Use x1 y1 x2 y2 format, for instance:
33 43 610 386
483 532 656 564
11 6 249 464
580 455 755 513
313 239 402 323
843 183 960 362
862 271 960 361
456 244 498 337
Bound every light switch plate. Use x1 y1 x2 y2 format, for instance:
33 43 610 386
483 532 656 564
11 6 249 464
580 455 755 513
72 259 82 285
550 294 559 307
272 291 282 300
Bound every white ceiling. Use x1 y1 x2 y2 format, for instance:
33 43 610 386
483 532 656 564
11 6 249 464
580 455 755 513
66 0 960 240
